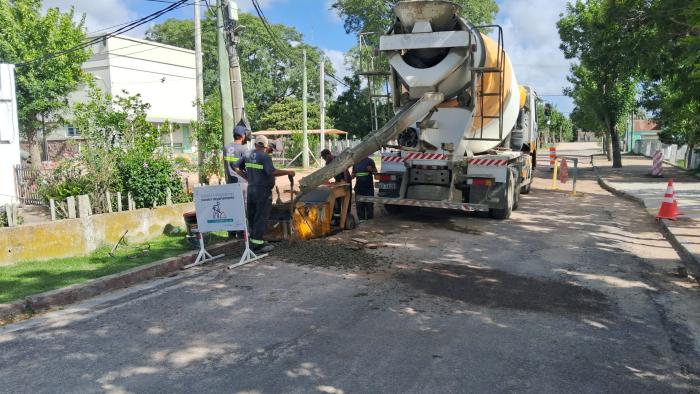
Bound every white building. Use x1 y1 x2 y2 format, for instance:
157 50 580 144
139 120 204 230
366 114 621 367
47 35 197 159
0 64 21 205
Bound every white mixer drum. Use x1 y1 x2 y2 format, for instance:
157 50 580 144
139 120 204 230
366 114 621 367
467 33 520 154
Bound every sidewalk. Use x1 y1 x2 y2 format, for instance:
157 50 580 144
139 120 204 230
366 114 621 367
593 154 700 273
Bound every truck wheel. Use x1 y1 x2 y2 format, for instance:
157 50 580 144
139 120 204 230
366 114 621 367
490 171 514 220
520 182 531 194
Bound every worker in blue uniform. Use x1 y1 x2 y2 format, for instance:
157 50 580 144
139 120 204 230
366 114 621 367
236 136 295 252
352 156 377 221
223 121 251 185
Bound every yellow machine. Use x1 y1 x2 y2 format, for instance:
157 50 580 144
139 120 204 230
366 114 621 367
265 183 354 241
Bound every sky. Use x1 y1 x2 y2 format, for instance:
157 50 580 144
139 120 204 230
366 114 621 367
42 0 574 114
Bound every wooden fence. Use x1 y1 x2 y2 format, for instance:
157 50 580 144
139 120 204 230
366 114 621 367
13 165 43 205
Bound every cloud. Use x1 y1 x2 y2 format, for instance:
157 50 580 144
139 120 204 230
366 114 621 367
325 0 343 25
324 48 352 96
42 0 139 35
495 0 574 114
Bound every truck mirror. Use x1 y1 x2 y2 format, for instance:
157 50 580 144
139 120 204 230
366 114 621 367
544 103 552 117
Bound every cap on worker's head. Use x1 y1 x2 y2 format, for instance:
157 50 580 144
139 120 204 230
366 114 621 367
233 123 249 138
255 135 269 148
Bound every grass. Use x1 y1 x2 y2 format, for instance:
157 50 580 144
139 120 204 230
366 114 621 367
0 233 227 304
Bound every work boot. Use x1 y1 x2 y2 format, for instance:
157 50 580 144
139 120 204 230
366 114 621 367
254 244 274 253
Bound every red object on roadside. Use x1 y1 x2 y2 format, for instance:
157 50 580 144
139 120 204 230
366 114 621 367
559 158 569 183
656 179 679 220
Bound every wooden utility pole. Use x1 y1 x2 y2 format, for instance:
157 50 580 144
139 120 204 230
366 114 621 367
302 49 309 169
194 0 205 183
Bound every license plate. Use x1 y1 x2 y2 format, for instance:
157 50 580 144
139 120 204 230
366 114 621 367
379 183 397 190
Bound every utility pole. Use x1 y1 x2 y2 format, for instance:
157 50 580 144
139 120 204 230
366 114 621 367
302 49 309 169
194 0 206 183
222 0 245 127
216 0 234 146
319 56 325 152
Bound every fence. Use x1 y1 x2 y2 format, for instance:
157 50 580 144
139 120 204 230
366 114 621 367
633 140 699 169
13 165 43 205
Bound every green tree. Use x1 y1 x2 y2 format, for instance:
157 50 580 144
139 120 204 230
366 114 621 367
617 0 700 167
257 97 323 131
146 12 336 128
0 0 91 168
558 1 638 167
331 0 498 37
328 75 391 138
190 93 224 181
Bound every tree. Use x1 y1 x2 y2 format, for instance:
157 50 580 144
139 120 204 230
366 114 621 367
331 0 499 37
0 0 91 168
328 75 391 138
558 1 638 167
257 97 323 131
146 11 336 129
617 0 700 167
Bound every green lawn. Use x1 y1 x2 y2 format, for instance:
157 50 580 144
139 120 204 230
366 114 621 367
0 233 226 304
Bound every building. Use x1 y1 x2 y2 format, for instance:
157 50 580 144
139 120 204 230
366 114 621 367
45 35 197 159
0 64 21 205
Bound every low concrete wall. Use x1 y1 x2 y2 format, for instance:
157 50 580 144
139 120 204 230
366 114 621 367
0 202 194 266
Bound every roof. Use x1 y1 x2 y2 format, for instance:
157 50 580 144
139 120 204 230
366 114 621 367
633 119 659 132
252 129 348 136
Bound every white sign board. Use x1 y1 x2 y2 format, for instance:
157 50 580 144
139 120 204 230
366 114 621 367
194 184 246 233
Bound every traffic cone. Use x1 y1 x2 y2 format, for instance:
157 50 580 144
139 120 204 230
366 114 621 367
656 179 679 220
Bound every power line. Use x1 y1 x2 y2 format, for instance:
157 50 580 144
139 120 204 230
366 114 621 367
17 0 189 67
249 0 348 88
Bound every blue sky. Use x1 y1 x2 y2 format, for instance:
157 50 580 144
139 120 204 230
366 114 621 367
43 0 573 113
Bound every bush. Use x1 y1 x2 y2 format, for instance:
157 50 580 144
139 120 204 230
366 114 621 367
119 153 188 208
38 159 94 202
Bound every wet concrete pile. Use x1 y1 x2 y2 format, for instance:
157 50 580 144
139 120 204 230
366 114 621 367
272 239 389 272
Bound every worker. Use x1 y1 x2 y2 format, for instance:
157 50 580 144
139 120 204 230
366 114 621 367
236 136 295 253
352 156 377 221
321 149 351 226
223 121 251 187
223 122 250 239
320 149 351 184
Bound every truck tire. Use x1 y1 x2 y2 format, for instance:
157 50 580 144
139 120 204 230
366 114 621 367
490 170 514 219
520 181 531 194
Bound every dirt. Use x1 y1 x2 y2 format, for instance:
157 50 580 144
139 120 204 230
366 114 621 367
271 238 390 272
396 263 611 316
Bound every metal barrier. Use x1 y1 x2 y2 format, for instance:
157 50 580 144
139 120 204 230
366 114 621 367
550 157 579 196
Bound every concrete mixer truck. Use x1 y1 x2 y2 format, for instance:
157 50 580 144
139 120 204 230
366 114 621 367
300 0 539 220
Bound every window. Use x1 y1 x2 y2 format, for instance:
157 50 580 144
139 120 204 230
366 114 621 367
67 125 80 137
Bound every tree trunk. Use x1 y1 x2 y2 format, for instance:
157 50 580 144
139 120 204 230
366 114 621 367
609 124 622 168
26 126 42 170
602 133 610 160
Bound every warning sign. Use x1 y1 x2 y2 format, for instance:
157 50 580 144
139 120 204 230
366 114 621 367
193 183 247 233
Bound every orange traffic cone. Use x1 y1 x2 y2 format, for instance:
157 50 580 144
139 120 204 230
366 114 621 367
656 179 679 220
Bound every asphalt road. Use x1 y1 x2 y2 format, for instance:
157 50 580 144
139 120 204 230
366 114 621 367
1 143 698 393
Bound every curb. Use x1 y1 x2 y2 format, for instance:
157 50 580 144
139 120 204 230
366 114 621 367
592 165 700 278
0 240 239 325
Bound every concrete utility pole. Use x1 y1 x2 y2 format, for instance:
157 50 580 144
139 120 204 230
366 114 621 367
216 0 234 146
194 0 206 183
302 49 309 169
222 0 245 127
319 56 325 152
